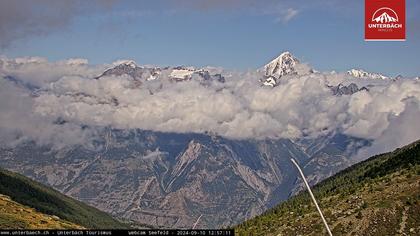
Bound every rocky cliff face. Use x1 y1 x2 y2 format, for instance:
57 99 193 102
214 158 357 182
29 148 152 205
0 130 367 228
329 83 369 96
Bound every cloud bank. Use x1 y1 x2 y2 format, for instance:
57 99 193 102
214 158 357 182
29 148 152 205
1 56 420 158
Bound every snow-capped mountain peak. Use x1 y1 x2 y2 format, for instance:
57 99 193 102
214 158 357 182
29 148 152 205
260 51 301 87
96 60 143 79
347 69 389 80
263 51 300 79
112 59 138 68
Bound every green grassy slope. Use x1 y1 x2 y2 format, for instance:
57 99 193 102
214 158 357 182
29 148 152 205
0 194 84 229
235 140 420 235
0 168 129 229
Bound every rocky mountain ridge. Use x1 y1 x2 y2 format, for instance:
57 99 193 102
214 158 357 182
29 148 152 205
0 130 367 228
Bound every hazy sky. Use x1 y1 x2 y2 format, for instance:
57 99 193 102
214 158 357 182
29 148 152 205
1 0 419 76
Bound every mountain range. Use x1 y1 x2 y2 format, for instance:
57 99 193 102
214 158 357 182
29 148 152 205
0 51 414 229
0 131 368 228
260 52 392 89
97 52 392 90
96 60 225 84
347 68 389 80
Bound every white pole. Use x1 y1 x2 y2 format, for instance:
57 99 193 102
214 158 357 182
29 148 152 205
290 158 333 236
192 214 202 229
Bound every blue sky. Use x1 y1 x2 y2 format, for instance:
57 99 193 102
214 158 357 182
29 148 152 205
1 0 420 77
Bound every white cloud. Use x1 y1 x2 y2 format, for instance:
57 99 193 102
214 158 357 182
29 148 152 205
0 78 99 149
61 58 89 66
275 8 299 23
354 99 420 160
0 56 104 87
1 57 420 158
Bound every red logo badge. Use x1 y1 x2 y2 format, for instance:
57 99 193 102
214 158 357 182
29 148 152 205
365 0 406 41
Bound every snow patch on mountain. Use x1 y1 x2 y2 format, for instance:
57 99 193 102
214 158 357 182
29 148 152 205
112 60 137 68
347 69 389 80
169 68 196 81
